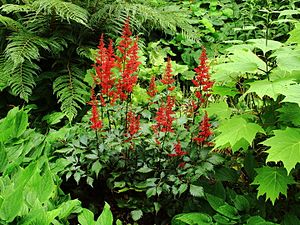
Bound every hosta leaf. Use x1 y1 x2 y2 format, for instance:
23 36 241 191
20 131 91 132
214 117 265 152
245 79 295 99
205 102 232 120
262 128 300 174
252 167 294 205
96 202 113 225
78 209 95 225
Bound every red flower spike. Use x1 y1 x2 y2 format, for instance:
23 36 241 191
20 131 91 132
115 19 141 101
168 141 188 157
153 96 175 133
193 111 213 145
127 111 140 137
193 47 214 103
147 76 158 97
161 58 175 87
89 89 102 130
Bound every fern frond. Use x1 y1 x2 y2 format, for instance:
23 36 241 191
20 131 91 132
8 59 39 101
32 0 89 27
53 65 89 121
0 55 10 91
5 32 66 67
0 15 23 31
91 0 199 40
0 4 33 14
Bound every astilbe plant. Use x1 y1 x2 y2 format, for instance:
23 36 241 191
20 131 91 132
86 19 219 222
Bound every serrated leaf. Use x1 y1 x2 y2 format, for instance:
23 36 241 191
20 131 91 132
246 79 295 99
280 84 300 106
131 209 143 221
262 128 300 174
212 85 239 97
189 184 204 197
287 22 300 44
214 117 265 152
247 39 282 54
273 47 300 72
252 167 294 205
205 102 232 120
277 103 300 126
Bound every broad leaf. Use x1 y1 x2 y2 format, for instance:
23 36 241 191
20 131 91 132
246 79 295 99
262 128 300 173
96 202 113 225
252 167 294 205
277 103 300 126
189 184 204 197
280 84 300 106
78 209 95 225
214 117 265 152
205 102 232 120
247 39 282 54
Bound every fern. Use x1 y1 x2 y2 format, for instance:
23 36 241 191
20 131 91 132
8 60 39 101
0 4 33 14
0 56 9 91
91 0 199 40
32 0 89 27
53 65 89 121
0 15 23 31
5 32 66 66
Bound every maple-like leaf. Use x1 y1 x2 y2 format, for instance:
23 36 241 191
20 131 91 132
279 84 300 107
252 167 294 205
213 117 265 152
277 103 300 126
262 128 300 174
205 102 232 120
246 79 295 99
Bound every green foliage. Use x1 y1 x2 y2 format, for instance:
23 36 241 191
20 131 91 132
252 167 294 205
262 128 300 174
213 117 265 152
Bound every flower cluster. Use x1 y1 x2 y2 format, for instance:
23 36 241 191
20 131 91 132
193 47 214 104
161 58 175 91
116 19 141 101
153 96 175 133
89 89 102 130
126 111 140 137
193 111 213 145
168 141 188 157
147 76 157 98
89 18 141 129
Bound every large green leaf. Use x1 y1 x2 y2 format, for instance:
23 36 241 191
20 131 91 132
95 202 113 225
214 117 265 152
262 128 300 174
277 103 300 126
273 47 300 72
246 79 295 99
205 102 232 120
78 209 95 225
279 84 300 106
252 167 294 205
247 39 282 54
287 22 300 45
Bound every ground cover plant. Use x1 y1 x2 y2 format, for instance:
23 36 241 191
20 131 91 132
0 0 300 224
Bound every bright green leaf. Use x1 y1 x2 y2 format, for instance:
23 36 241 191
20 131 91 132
252 167 294 205
205 102 232 120
214 117 265 152
189 184 204 197
96 202 113 225
131 209 143 221
262 128 300 174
